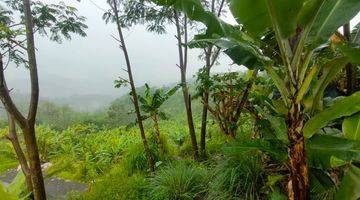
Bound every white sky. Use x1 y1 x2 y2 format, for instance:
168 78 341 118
4 0 360 99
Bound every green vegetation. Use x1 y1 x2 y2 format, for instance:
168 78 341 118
0 0 360 199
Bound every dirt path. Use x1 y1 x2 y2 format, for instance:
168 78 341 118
0 169 87 199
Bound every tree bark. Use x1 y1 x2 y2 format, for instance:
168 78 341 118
22 124 46 200
6 113 33 194
111 0 155 172
286 102 309 200
200 89 209 158
174 10 199 160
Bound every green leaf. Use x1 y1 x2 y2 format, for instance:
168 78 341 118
310 57 348 111
296 65 319 103
330 156 347 168
265 115 288 144
304 91 360 138
152 0 272 70
228 0 271 37
265 66 289 106
337 43 360 64
255 105 288 144
307 134 360 169
265 0 305 39
223 139 288 161
7 171 26 198
152 0 222 37
271 99 288 115
335 165 360 200
267 175 284 188
229 0 303 38
189 37 268 69
269 188 287 200
0 183 16 200
343 112 360 141
307 0 360 48
297 0 325 28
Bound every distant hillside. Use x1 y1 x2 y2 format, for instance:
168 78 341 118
0 92 116 118
53 94 116 111
0 82 203 128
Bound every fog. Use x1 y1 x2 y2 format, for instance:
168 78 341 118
5 0 236 99
4 0 360 100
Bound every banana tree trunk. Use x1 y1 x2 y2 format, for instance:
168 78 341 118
286 102 309 200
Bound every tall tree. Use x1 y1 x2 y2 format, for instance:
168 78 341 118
173 10 199 160
0 1 86 198
106 0 155 172
198 0 225 159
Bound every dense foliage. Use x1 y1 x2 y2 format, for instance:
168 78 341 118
0 0 359 199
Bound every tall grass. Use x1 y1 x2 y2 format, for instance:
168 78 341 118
148 162 208 200
207 151 267 200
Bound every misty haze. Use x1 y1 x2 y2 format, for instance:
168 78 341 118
1 1 360 200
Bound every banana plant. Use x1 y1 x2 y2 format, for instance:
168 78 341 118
150 0 360 199
138 84 180 153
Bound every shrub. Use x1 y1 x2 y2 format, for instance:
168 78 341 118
207 151 267 200
148 162 208 200
78 166 148 200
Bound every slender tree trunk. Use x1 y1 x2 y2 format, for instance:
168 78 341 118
200 89 209 158
22 0 46 199
200 47 212 159
174 10 199 160
286 101 309 200
111 0 155 172
152 114 164 154
6 113 33 194
22 125 45 200
199 0 225 159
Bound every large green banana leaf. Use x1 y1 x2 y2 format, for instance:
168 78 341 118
307 134 360 169
223 139 287 161
343 112 360 141
307 0 360 48
228 0 304 38
304 91 360 138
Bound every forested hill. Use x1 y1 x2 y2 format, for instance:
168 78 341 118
0 83 202 130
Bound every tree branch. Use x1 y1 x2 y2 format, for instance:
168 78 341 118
0 54 27 128
23 0 39 124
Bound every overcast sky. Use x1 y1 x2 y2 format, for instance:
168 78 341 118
4 0 360 99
